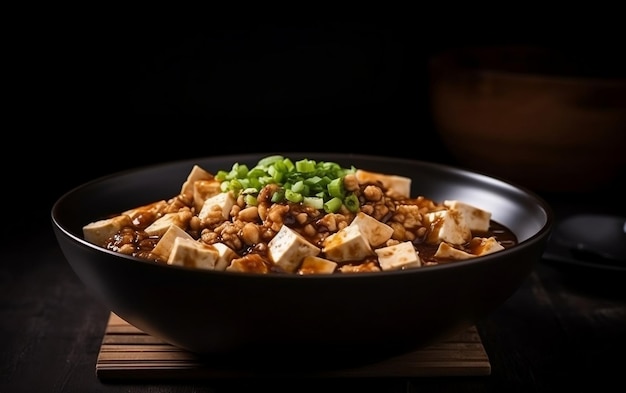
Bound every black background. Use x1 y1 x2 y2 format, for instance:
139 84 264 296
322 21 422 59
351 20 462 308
3 15 626 392
9 17 625 230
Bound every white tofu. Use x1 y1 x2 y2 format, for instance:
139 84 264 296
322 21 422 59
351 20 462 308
322 224 375 262
435 237 505 261
122 200 167 222
193 179 223 212
424 209 472 245
434 242 476 261
468 236 505 256
180 165 214 200
350 212 394 247
226 254 270 274
151 225 194 261
212 242 238 271
355 169 411 199
375 241 422 270
198 192 236 221
444 200 492 233
167 237 220 269
298 256 338 275
144 211 189 237
268 225 321 273
82 214 132 245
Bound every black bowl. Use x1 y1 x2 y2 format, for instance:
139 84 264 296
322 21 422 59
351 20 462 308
51 153 552 369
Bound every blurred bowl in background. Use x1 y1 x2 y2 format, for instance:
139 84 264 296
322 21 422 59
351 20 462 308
428 45 626 193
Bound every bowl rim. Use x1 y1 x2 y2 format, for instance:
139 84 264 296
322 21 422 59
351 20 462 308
51 152 554 280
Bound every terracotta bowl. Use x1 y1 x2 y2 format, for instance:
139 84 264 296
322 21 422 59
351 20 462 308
428 45 626 192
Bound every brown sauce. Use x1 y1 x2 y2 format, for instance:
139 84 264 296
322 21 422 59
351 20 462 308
415 220 517 265
97 174 519 274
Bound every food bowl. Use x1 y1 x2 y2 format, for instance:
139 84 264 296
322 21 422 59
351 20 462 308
51 153 552 369
428 45 626 192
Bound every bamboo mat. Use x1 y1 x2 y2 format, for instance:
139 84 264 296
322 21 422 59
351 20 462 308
96 313 491 380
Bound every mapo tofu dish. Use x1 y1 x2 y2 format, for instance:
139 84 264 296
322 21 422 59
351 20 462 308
83 155 518 274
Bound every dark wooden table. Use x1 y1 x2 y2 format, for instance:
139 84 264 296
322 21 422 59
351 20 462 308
2 188 625 393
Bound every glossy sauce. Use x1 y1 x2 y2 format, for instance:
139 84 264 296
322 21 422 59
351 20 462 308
417 220 518 264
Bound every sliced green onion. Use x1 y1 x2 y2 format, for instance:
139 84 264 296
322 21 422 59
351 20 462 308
234 163 248 178
283 158 295 172
323 197 343 213
285 189 303 203
242 187 258 195
304 175 322 185
257 155 284 167
216 155 358 211
215 170 229 181
303 196 324 210
228 179 243 194
291 180 305 193
244 194 258 206
295 159 316 173
327 178 345 199
344 193 360 213
271 189 285 203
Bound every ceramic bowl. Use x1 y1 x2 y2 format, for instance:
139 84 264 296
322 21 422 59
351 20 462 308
51 153 552 369
429 45 626 192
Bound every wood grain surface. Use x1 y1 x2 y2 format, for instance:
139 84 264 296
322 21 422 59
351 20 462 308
96 313 491 380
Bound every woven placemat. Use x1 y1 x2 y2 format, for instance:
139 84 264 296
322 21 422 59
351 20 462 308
96 313 491 380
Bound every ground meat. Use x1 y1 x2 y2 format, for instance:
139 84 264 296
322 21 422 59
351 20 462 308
98 176 518 273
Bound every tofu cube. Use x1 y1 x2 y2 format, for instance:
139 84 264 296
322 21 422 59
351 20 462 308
298 256 338 275
435 236 505 261
355 169 411 199
226 254 270 274
167 237 220 269
151 225 194 261
212 242 238 271
434 242 476 261
444 200 492 233
193 179 223 212
198 192 235 222
268 225 321 273
83 214 132 246
322 224 374 262
424 209 472 245
375 241 422 270
144 211 189 236
468 236 505 256
180 165 214 200
350 212 394 247
122 200 167 223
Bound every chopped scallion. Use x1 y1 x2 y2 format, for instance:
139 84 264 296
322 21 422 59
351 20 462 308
323 197 343 213
217 155 358 212
344 193 360 213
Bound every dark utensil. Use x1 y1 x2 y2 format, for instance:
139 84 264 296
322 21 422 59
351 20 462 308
544 214 626 269
542 214 626 296
553 214 626 263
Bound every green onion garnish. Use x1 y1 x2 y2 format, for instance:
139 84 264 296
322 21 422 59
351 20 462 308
218 155 359 212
